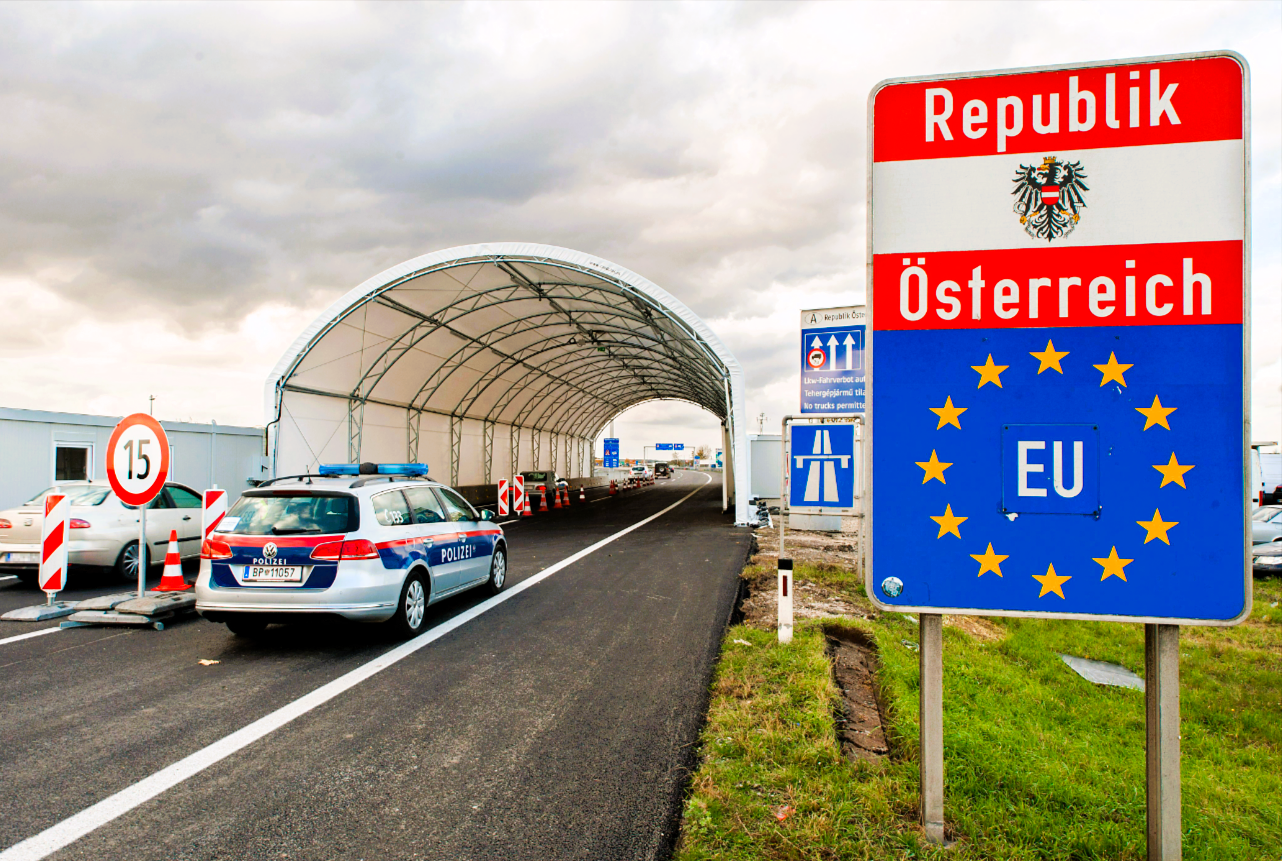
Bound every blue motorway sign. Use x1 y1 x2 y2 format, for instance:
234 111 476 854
656 443 673 451
603 438 620 469
801 306 865 414
787 424 856 514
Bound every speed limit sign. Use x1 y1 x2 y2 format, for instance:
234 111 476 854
107 413 170 506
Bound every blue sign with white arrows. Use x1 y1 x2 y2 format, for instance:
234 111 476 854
801 306 866 415
788 424 856 513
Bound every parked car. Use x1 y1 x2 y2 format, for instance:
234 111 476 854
654 462 672 478
0 480 204 585
629 464 651 481
1251 505 1282 544
1252 541 1282 576
195 463 507 638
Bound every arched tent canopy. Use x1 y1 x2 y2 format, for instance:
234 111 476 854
265 243 752 524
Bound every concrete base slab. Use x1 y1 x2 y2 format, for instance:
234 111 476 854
75 591 164 611
115 592 196 616
63 609 172 629
2 601 79 622
1058 653 1145 691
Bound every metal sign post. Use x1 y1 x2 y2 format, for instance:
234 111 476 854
867 52 1249 853
106 413 171 598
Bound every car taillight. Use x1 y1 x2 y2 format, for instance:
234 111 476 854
311 539 380 561
0 519 10 528
201 538 233 559
70 518 91 529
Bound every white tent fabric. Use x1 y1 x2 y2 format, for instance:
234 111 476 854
264 243 752 524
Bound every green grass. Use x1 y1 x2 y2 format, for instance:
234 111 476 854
677 568 1282 860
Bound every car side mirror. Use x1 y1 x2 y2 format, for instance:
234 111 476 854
479 509 495 522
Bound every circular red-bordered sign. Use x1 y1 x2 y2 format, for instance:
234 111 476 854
806 348 827 369
106 413 171 506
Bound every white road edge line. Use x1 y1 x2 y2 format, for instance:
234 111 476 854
0 627 62 648
0 575 18 582
0 472 713 861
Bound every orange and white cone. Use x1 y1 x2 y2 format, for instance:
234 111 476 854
609 479 617 495
522 493 534 517
552 487 562 509
579 486 586 503
157 530 191 591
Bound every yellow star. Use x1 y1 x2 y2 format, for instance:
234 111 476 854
1029 339 1070 374
1092 546 1134 582
915 450 953 484
1137 509 1178 545
1152 453 1195 488
929 396 967 430
970 543 1008 577
971 354 1009 389
930 504 967 539
1032 563 1071 598
1093 352 1133 387
1136 395 1176 430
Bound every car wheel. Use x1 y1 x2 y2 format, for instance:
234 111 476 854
485 546 507 595
389 570 428 639
225 615 268 638
114 541 148 583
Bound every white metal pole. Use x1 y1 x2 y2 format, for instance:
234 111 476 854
1145 623 1181 860
137 504 147 598
920 613 944 844
778 416 791 643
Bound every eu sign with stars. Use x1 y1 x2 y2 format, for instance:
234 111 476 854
867 53 1250 624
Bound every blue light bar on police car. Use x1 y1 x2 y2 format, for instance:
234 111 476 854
318 464 360 475
377 463 429 476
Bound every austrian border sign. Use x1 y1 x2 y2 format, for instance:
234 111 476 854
867 52 1250 625
801 305 866 414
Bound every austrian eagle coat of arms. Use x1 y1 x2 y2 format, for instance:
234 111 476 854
1011 156 1089 242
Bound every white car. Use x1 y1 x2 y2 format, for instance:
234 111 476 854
0 480 204 585
195 463 507 638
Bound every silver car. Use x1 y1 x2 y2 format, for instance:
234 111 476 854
0 480 204 585
194 466 507 638
1252 505 1282 544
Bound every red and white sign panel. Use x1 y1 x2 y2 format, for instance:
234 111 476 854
497 478 509 517
106 413 171 506
203 489 227 540
40 494 69 594
512 476 525 513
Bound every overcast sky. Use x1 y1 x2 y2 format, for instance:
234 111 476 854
0 1 1277 460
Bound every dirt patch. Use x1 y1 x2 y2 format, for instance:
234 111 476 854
738 564 875 630
752 519 861 570
944 614 1005 643
825 626 890 763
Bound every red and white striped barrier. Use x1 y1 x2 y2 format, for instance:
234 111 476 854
202 489 227 543
514 476 530 518
39 493 69 595
497 478 510 517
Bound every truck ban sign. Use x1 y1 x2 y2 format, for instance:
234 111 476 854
867 52 1250 624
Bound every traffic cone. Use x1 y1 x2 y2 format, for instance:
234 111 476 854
157 530 191 592
522 493 533 517
609 479 617 496
579 486 587 503
551 487 561 509
562 488 570 506
539 490 549 512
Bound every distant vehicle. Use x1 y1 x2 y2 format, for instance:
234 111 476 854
1252 541 1282 576
519 471 565 497
1261 452 1282 504
629 464 650 481
196 463 506 638
0 480 204 585
1251 506 1282 544
654 463 672 478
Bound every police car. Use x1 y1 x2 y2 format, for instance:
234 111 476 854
195 463 506 638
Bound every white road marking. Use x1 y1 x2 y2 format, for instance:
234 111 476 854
0 627 62 647
0 472 712 861
495 520 519 526
0 575 18 582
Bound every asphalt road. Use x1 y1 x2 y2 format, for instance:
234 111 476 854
0 470 752 861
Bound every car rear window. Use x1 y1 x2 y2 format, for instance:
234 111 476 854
25 486 110 507
221 492 358 535
522 471 550 482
